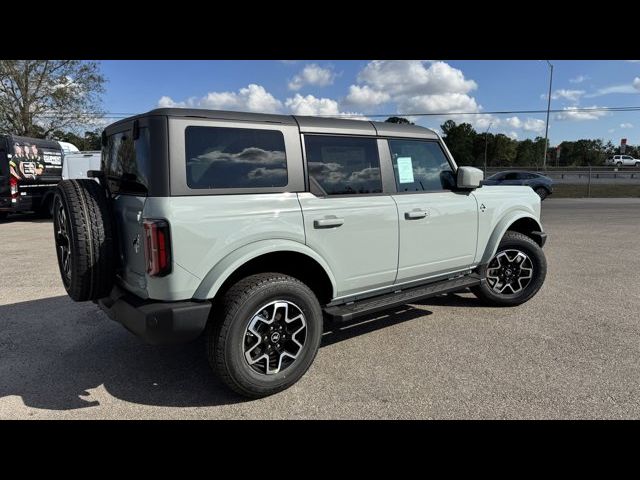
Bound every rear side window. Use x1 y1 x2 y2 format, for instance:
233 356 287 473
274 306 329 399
103 127 150 195
304 135 382 195
388 139 453 192
185 126 288 189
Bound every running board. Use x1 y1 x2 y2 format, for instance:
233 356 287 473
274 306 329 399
324 275 482 323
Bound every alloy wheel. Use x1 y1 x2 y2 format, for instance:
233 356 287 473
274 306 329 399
243 300 307 375
486 249 534 295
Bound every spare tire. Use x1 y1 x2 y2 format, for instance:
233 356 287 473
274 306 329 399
52 179 116 301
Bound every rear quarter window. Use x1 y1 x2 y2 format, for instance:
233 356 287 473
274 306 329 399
185 126 288 189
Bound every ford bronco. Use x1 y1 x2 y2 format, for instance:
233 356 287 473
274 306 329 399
52 108 547 398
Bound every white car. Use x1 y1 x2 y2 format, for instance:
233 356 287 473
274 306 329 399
61 151 101 181
605 155 640 167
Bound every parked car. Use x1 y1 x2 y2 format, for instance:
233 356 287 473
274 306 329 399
483 171 553 200
0 134 64 221
58 141 80 155
61 151 101 181
605 155 640 167
52 108 548 398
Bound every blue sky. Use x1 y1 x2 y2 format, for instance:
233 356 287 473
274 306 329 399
100 60 640 145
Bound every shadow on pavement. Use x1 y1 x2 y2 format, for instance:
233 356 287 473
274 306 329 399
0 295 446 412
0 213 52 224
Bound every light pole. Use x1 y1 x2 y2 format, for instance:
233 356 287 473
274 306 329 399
484 122 493 175
543 60 553 170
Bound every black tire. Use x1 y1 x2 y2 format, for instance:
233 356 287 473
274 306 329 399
617 162 623 167
534 187 548 201
207 272 323 398
635 162 640 168
472 231 547 307
52 179 116 302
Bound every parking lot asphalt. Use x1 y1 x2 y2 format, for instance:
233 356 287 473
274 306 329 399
1 198 639 419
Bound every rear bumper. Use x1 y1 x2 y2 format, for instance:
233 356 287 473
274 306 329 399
97 286 212 345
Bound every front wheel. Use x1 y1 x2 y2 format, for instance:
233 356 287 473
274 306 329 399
617 162 623 167
635 162 640 167
472 231 547 307
207 273 323 398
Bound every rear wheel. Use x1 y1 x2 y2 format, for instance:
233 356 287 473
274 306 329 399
534 187 548 200
207 273 323 398
52 179 116 301
472 231 547 307
617 161 623 167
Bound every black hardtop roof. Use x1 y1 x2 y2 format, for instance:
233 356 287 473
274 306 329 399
104 108 439 139
2 134 62 150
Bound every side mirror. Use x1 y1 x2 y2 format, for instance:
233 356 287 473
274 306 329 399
457 166 484 189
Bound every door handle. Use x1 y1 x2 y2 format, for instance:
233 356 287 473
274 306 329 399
314 217 344 229
405 210 428 220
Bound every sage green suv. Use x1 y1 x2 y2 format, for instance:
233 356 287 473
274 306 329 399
52 108 548 398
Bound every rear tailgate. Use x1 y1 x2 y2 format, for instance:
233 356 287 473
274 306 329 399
112 194 148 297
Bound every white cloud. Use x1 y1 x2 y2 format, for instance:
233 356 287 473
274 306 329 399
344 85 390 108
608 128 616 133
284 94 367 119
157 84 283 113
504 116 522 128
587 82 640 97
288 64 335 91
358 60 477 96
569 75 588 84
397 92 480 115
522 118 545 133
555 106 608 121
548 89 585 103
620 122 633 129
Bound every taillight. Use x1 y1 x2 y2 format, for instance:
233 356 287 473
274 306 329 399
9 177 18 199
143 219 172 277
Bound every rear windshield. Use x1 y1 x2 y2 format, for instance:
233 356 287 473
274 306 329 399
102 127 151 195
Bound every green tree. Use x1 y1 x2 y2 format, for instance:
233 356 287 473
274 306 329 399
385 116 414 124
441 120 476 165
0 60 105 137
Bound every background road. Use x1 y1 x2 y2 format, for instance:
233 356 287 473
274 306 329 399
1 198 639 419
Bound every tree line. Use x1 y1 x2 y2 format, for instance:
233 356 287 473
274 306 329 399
386 117 630 168
0 60 105 150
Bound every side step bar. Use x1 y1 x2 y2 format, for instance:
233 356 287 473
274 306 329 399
324 274 482 323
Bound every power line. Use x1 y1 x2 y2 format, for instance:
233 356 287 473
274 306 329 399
28 105 640 119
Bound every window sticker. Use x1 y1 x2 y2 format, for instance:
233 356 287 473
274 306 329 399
396 157 415 183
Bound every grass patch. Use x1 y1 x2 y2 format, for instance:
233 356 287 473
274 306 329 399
553 184 640 198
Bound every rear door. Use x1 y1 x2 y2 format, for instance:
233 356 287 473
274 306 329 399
298 134 398 298
384 138 478 283
103 125 152 296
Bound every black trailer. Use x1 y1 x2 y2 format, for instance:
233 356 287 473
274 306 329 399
0 134 64 220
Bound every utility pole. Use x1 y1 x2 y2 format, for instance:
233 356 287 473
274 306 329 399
543 60 554 170
484 122 493 175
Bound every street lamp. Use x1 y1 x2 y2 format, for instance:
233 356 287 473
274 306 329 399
543 60 553 170
484 121 493 174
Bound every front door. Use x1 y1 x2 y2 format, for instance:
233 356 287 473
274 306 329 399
299 135 398 298
385 138 478 283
